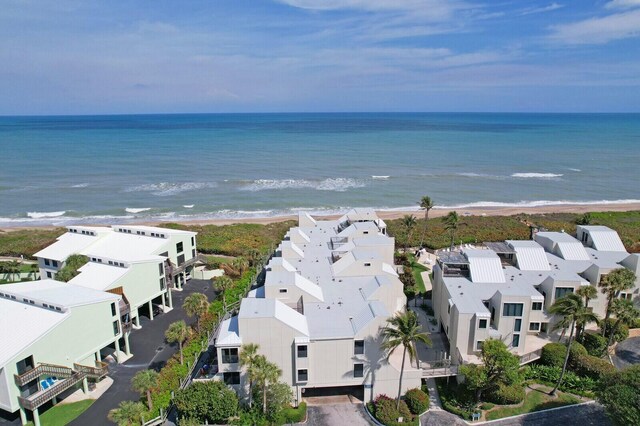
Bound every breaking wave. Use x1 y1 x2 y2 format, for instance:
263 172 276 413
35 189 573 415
124 182 217 196
240 178 365 192
511 173 563 179
125 207 152 214
27 211 66 219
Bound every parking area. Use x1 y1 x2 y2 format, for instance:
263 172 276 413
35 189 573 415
307 403 374 426
612 336 640 370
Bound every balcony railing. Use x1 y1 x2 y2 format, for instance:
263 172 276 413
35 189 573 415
73 361 109 379
14 364 74 387
18 371 85 411
519 348 543 365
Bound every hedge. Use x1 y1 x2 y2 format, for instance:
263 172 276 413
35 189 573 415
486 383 525 405
370 395 416 426
404 388 429 415
581 333 608 358
279 402 307 423
569 352 616 380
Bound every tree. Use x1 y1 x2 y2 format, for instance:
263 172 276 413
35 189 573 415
246 249 262 267
131 369 159 411
418 196 434 249
253 355 282 414
263 382 293 421
606 298 639 348
107 400 145 426
599 268 636 335
460 339 520 402
597 365 640 426
381 310 432 409
575 286 599 341
182 293 209 332
443 211 460 250
239 343 260 409
231 257 249 276
213 275 234 308
401 215 417 251
173 380 239 424
548 293 599 396
3 261 21 282
56 254 89 282
576 213 592 225
165 320 189 365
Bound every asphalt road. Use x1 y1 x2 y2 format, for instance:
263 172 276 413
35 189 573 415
612 336 640 370
69 279 217 426
306 404 374 426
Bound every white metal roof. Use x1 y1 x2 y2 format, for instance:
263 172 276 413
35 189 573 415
465 250 506 283
113 225 196 236
556 242 590 261
239 298 309 336
216 317 242 347
265 271 324 302
580 226 626 252
69 262 130 291
0 279 120 307
34 232 101 261
82 231 168 262
0 297 69 367
508 240 551 271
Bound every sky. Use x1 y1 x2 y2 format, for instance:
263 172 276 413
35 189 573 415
1 0 640 114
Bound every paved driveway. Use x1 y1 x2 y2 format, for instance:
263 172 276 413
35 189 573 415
306 404 374 426
69 279 217 426
612 336 640 370
482 402 611 426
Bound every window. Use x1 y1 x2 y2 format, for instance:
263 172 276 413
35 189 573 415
621 293 633 300
192 249 196 259
44 259 50 266
491 307 495 321
16 356 35 375
223 372 240 385
279 288 288 293
512 334 520 347
532 302 543 311
46 271 52 278
529 322 541 331
478 319 487 329
476 341 484 351
160 278 165 291
221 348 239 364
354 363 364 378
447 304 451 314
111 303 116 316
113 320 120 336
297 345 308 358
555 287 574 300
158 263 164 275
503 303 523 317
176 242 184 253
297 369 308 382
177 254 185 266
354 340 365 355
514 319 522 332
364 263 371 267
52 260 58 267
191 237 195 246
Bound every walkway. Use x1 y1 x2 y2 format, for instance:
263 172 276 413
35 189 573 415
68 279 217 426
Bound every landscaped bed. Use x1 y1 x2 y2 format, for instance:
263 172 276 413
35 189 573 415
484 384 582 421
25 400 94 426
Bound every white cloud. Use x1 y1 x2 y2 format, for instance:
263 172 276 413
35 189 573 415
520 3 564 16
605 0 640 10
549 9 640 44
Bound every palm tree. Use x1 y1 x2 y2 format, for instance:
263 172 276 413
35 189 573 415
213 276 234 309
576 285 598 340
182 293 209 332
165 320 189 365
599 268 636 335
548 293 599 396
239 343 260 409
418 196 434 249
108 400 145 426
253 355 282 414
381 310 432 409
5 261 21 282
131 369 159 411
401 215 417 252
231 257 249 276
247 249 262 268
606 298 640 348
443 211 460 250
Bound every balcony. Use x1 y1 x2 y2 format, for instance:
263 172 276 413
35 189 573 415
16 362 109 411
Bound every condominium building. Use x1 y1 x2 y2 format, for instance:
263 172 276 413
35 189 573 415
0 280 122 426
433 225 639 363
213 209 421 403
35 225 198 329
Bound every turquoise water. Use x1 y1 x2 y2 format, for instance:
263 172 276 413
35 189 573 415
0 113 638 226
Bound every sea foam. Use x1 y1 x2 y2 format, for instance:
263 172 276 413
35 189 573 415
240 178 365 192
125 207 152 214
511 173 563 179
27 211 66 219
124 182 217 196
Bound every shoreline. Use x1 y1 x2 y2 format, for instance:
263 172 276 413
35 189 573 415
2 202 638 231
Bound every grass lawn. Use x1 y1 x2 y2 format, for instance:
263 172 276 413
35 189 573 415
25 400 94 426
485 386 581 421
411 260 428 293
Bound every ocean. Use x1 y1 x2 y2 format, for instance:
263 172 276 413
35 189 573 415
0 113 638 227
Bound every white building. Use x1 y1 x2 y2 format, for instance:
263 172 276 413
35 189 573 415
433 225 639 363
213 209 421 403
0 280 122 426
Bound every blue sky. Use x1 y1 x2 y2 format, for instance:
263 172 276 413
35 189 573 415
2 0 640 114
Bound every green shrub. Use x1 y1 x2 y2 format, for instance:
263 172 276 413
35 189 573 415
522 364 597 395
628 317 640 329
597 365 640 426
279 402 307 423
435 378 474 420
540 343 566 367
173 380 238 424
569 341 588 358
421 383 430 396
404 388 429 415
570 353 616 380
486 383 525 405
603 318 629 343
372 395 414 426
581 333 608 358
480 402 495 410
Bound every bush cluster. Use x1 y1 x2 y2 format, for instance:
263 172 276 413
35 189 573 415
370 395 414 426
569 352 616 380
404 388 429 415
522 364 597 394
278 402 307 424
486 383 525 405
602 318 629 343
540 343 567 368
435 379 475 420
580 333 608 358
